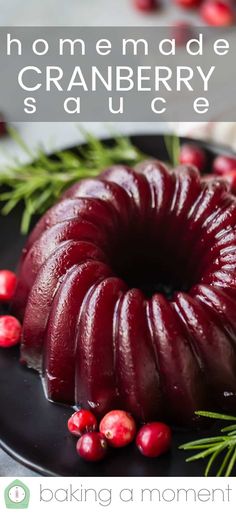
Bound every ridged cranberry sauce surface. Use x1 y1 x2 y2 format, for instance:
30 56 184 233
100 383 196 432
13 161 236 426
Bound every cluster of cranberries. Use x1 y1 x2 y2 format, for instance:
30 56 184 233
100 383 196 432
179 142 236 193
133 0 235 27
0 270 22 347
67 409 172 462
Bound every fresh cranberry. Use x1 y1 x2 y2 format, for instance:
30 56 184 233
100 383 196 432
171 22 195 47
220 170 236 194
0 113 7 137
136 422 172 458
200 0 235 26
0 270 17 302
68 409 98 437
76 432 108 462
99 410 136 448
174 0 202 8
133 0 157 12
180 144 207 172
212 155 236 176
0 315 22 347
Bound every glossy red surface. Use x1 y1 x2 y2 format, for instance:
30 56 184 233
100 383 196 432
76 432 108 462
14 161 236 425
67 409 98 437
0 270 17 302
179 144 207 172
0 316 22 347
213 155 236 176
200 0 235 26
136 422 172 458
99 410 137 448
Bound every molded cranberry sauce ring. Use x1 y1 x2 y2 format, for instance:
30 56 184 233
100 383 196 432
12 161 236 426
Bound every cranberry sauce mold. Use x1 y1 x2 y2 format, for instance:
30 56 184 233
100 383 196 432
12 138 236 427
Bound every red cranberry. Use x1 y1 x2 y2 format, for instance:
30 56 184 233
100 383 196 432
99 410 136 448
68 409 98 437
0 315 22 347
76 432 108 462
133 0 157 12
174 0 202 8
180 143 207 172
0 113 7 137
171 22 195 47
136 422 172 458
212 155 236 176
0 270 17 302
200 0 235 26
220 170 236 194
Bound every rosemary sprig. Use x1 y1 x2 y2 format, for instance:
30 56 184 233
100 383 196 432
180 411 236 477
164 133 180 166
0 129 145 234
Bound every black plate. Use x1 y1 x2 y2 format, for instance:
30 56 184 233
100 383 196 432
1 134 236 477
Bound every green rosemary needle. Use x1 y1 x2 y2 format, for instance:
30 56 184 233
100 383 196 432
180 411 236 477
164 133 180 167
